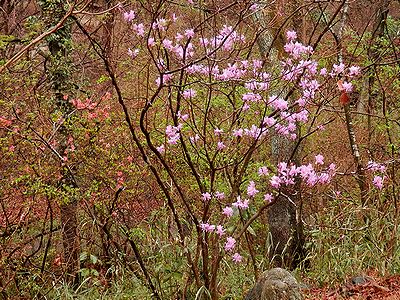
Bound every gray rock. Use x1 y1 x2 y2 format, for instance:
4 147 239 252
244 268 303 300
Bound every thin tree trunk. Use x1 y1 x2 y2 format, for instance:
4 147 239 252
336 0 369 206
365 0 391 146
252 1 306 270
39 0 80 284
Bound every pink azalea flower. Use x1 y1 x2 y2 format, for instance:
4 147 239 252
270 176 281 189
224 237 236 251
147 37 155 47
341 81 353 93
315 154 324 165
372 175 384 190
216 225 225 237
217 142 226 150
366 161 386 173
123 10 135 22
133 23 145 36
269 96 288 111
223 206 234 217
184 28 195 38
156 145 165 154
202 192 212 202
264 193 273 202
247 181 259 197
348 66 361 77
182 89 197 99
232 196 249 209
214 128 224 136
232 252 243 263
215 191 225 200
332 63 345 76
127 48 139 58
258 166 269 176
233 128 243 137
286 30 297 41
200 223 215 233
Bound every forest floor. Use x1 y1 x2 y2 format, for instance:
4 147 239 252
304 272 400 299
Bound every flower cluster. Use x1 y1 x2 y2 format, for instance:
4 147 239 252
122 9 363 266
366 161 387 190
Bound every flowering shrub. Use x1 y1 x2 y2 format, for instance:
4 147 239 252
113 1 381 296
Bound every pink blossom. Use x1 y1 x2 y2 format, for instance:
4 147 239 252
264 193 273 202
233 128 243 137
233 196 249 209
199 37 209 47
244 125 266 139
200 223 215 233
262 117 276 127
127 48 139 58
348 66 361 77
269 96 288 111
155 73 173 86
214 128 224 136
165 125 180 144
258 166 269 176
217 142 226 150
331 63 345 76
190 134 200 143
123 10 135 22
320 68 327 76
315 154 324 165
286 30 297 41
177 111 189 121
366 161 386 173
156 145 165 154
162 39 174 50
341 81 353 93
284 41 313 59
372 175 384 190
133 23 145 36
175 33 183 42
224 237 236 251
232 252 243 263
247 181 259 197
253 59 263 69
318 172 331 184
297 164 313 178
215 191 225 200
153 18 167 31
184 28 195 38
243 92 262 102
147 37 155 47
202 192 212 202
222 206 234 217
270 175 281 189
182 88 197 99
250 4 258 11
216 225 225 237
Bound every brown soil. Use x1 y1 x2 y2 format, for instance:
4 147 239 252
305 273 400 300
